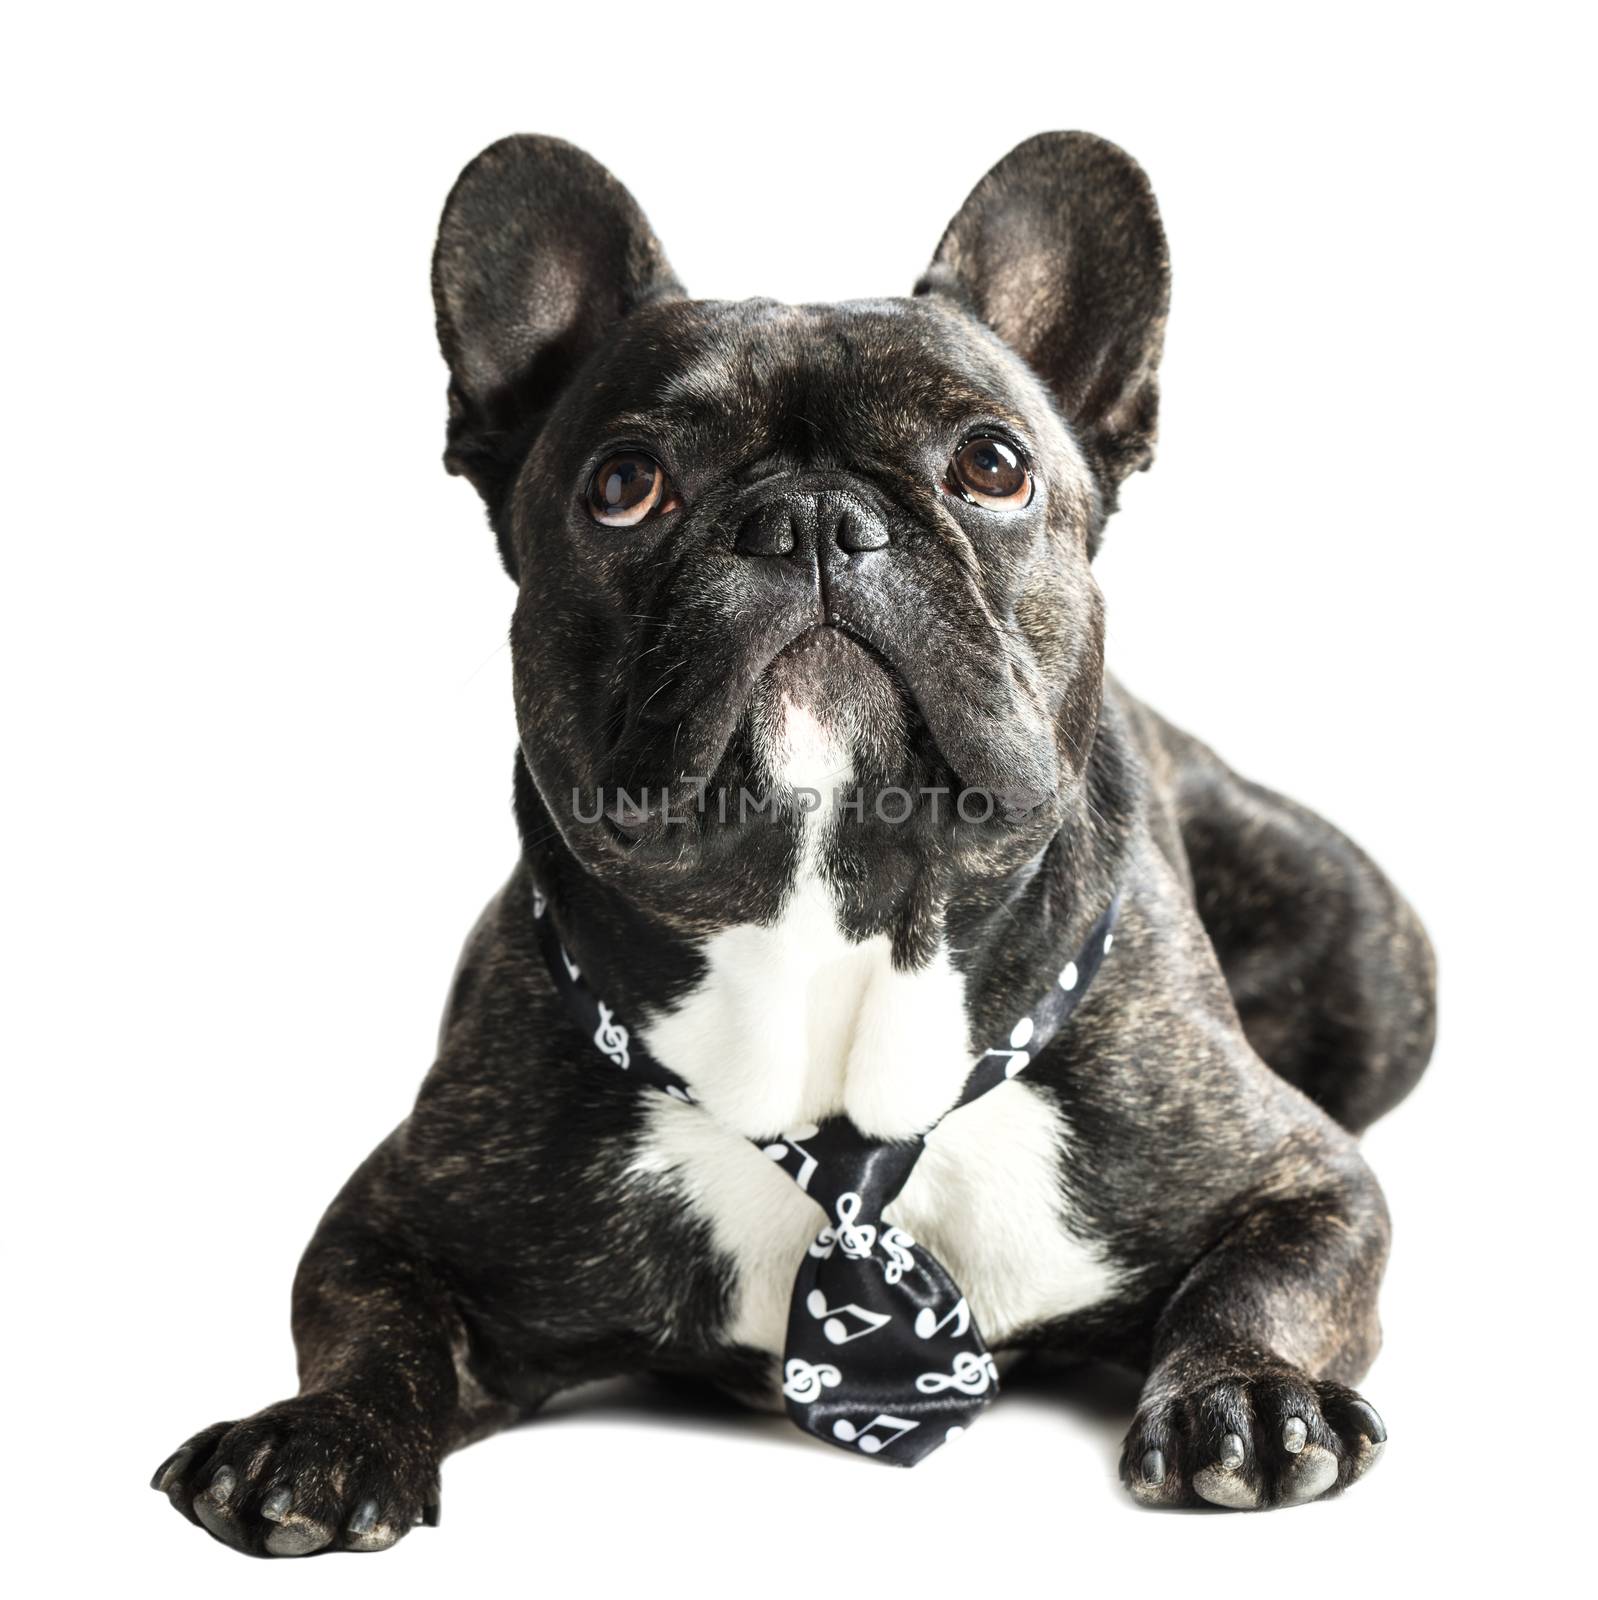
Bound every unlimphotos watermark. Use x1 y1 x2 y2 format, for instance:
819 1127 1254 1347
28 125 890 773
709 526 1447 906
575 781 1052 828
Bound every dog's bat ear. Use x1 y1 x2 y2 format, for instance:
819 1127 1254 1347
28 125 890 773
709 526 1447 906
917 133 1170 503
432 136 682 559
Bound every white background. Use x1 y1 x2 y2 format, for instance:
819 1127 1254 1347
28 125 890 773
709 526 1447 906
5 2 1592 1594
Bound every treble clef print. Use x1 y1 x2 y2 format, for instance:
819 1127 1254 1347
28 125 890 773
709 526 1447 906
808 1190 877 1262
830 1192 876 1259
880 1225 916 1285
781 1358 843 1404
914 1351 999 1396
593 1001 630 1069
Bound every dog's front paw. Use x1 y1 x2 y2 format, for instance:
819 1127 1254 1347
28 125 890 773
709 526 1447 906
1119 1352 1386 1511
151 1393 440 1556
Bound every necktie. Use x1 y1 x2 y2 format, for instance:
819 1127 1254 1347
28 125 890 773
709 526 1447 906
532 886 1118 1466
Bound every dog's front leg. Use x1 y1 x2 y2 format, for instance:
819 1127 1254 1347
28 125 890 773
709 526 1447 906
152 1207 468 1557
1121 1164 1392 1511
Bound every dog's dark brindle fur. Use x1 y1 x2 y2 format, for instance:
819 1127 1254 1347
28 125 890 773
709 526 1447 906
152 133 1436 1554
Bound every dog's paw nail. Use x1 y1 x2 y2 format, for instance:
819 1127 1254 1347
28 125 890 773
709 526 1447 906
1141 1448 1166 1486
1345 1406 1387 1484
151 1447 192 1492
422 1497 441 1528
1219 1432 1245 1468
346 1510 402 1553
1282 1416 1307 1454
204 1465 237 1503
1347 1399 1387 1444
261 1488 293 1523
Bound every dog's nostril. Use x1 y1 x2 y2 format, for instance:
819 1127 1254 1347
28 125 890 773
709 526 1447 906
833 504 889 554
734 502 798 558
734 492 888 558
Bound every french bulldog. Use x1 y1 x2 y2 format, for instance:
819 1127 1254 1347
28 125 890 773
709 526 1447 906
152 132 1436 1554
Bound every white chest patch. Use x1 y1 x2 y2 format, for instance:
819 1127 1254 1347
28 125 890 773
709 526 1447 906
631 1079 1125 1365
629 703 1124 1366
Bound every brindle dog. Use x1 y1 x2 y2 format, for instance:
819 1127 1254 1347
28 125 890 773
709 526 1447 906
152 132 1436 1555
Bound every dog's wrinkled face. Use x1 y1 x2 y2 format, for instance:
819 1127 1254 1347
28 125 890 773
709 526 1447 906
515 296 1099 845
433 134 1169 930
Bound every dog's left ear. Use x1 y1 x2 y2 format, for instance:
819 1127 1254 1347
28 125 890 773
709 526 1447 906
433 136 683 570
917 133 1170 502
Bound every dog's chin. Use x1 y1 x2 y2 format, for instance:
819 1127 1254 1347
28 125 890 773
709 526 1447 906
582 628 923 864
747 626 916 791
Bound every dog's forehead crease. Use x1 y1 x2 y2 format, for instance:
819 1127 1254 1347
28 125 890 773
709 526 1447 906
573 296 1055 457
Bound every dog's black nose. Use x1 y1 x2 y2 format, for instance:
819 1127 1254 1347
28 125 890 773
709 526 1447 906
734 492 889 558
833 500 890 553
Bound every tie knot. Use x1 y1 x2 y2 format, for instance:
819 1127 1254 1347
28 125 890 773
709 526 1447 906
760 1117 924 1221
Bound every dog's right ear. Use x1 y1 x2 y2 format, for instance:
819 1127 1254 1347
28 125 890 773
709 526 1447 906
432 136 682 571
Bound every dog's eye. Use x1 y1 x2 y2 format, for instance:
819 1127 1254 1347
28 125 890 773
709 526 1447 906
948 438 1032 509
587 452 676 527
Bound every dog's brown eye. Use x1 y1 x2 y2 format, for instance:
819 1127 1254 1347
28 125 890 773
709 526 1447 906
949 437 1032 509
587 453 674 527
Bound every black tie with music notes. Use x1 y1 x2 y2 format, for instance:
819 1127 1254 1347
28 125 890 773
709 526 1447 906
533 887 1119 1467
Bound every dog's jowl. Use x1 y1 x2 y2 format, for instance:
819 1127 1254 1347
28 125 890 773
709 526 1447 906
153 132 1436 1552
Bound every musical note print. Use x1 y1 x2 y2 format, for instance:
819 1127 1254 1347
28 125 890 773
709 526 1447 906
593 1002 630 1069
805 1289 891 1345
975 1018 1035 1082
558 942 581 984
531 888 547 920
831 1414 919 1455
976 1044 1030 1080
913 1296 971 1341
915 1351 999 1396
830 1192 876 1259
880 1225 916 1285
781 1358 842 1404
998 1016 1035 1078
664 1084 695 1103
762 1123 821 1191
